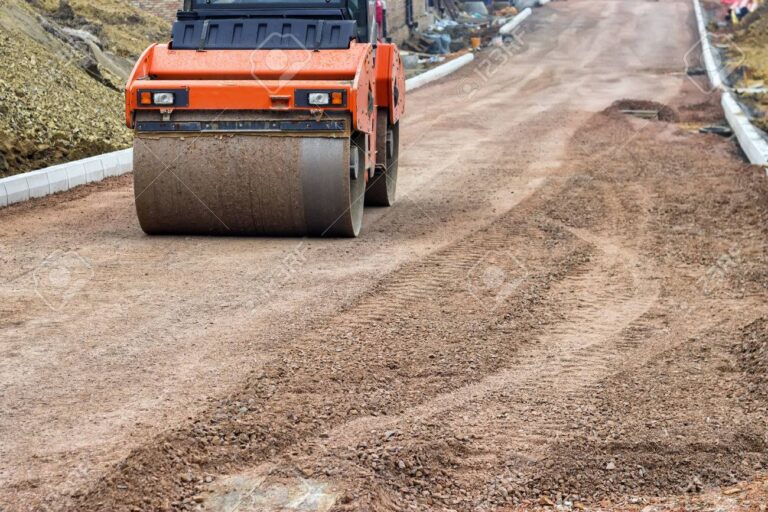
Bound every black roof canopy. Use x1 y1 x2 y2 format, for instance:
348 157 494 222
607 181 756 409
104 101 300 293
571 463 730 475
181 0 355 20
172 0 375 49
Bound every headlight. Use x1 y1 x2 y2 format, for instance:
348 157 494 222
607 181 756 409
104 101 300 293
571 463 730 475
308 93 330 106
153 92 175 106
295 90 346 108
137 89 188 108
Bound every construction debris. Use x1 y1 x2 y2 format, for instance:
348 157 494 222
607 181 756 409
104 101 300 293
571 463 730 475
404 0 526 62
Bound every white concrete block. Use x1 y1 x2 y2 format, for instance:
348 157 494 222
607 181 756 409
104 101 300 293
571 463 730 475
0 32 482 209
84 158 105 183
66 162 88 188
25 170 51 198
4 176 30 205
101 152 121 177
722 92 768 165
47 166 70 194
117 149 133 174
691 0 723 90
0 147 135 207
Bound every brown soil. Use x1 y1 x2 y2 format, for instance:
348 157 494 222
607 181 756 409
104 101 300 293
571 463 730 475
1 1 766 511
736 317 768 397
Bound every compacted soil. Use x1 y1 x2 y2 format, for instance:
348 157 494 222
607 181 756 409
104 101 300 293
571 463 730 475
0 0 766 511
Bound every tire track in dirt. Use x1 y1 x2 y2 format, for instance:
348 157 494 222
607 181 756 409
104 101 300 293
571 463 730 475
1 1 676 505
68 169 598 511
343 200 545 332
250 160 745 511
315 228 658 442
160 156 665 511
205 105 764 510
220 223 665 511
8 1 767 510
67 105 702 512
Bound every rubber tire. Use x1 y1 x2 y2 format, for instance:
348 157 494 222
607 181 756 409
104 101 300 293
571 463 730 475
365 110 399 207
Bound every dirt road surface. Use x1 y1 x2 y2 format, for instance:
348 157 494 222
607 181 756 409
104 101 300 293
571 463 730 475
1 0 767 510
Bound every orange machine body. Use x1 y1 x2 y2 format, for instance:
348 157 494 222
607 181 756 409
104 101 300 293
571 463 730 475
125 41 405 173
374 42 406 124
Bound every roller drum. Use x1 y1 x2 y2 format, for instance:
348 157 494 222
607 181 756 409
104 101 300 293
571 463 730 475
133 134 365 237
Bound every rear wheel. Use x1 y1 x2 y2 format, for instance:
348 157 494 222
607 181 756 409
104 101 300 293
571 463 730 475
365 109 399 207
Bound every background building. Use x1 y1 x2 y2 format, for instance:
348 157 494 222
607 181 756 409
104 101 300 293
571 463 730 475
383 0 432 44
128 0 180 22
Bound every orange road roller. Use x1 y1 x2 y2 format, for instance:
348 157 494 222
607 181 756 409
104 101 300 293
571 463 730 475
125 0 405 237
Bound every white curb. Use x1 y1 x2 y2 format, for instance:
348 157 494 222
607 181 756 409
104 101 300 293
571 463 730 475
2 49 478 209
406 52 475 92
84 158 105 183
499 8 532 36
66 161 88 189
722 92 768 164
0 148 133 208
4 175 31 204
26 170 51 199
48 165 69 194
691 0 723 90
691 0 768 165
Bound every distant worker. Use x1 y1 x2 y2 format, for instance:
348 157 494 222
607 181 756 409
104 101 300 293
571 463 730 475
376 0 386 39
721 0 759 23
